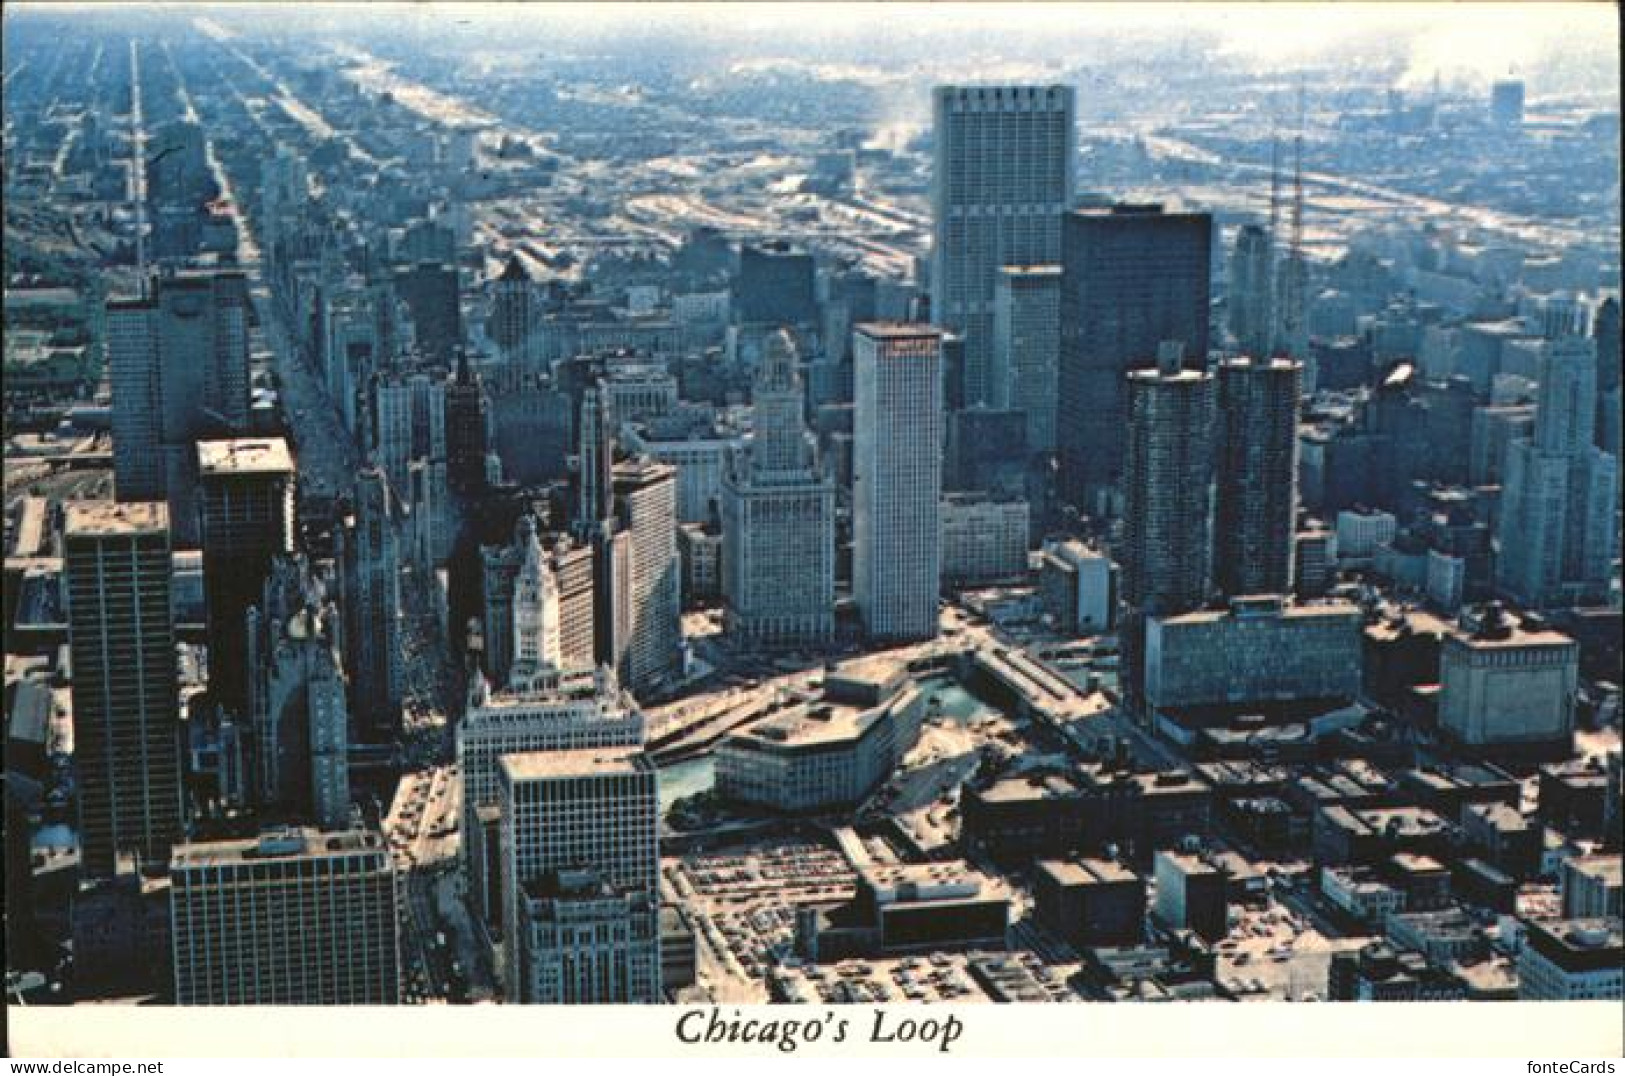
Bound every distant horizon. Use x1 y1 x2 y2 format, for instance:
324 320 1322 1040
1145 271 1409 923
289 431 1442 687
5 2 1619 96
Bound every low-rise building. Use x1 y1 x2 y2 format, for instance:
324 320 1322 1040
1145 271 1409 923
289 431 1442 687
1438 604 1578 755
1518 918 1624 1000
940 493 1029 587
1033 858 1145 949
716 657 923 812
795 861 1010 961
1143 597 1362 714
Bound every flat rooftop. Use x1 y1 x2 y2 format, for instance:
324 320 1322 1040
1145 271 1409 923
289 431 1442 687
1039 857 1138 887
854 321 945 341
197 437 294 475
499 745 650 782
172 827 385 869
63 501 168 536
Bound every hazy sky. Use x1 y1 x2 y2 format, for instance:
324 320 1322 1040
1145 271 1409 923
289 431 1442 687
11 2 1621 95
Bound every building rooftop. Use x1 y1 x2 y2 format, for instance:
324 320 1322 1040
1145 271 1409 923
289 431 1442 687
499 745 650 782
1155 597 1360 626
63 501 168 537
854 321 945 341
197 437 295 476
171 827 386 869
1038 857 1139 887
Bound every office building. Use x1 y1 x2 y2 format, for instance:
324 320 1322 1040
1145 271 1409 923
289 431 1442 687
1144 597 1363 714
797 861 1010 961
1228 223 1273 357
108 271 252 545
1057 205 1212 506
940 493 1030 586
196 438 296 715
1490 80 1526 128
931 85 1075 406
394 261 462 363
734 241 817 327
853 324 944 641
244 556 350 829
1437 604 1579 753
371 369 447 502
611 458 682 693
487 255 539 365
720 329 835 648
445 351 489 497
170 828 399 1005
1033 858 1146 949
1213 358 1300 596
1039 539 1118 634
1336 508 1398 562
1151 852 1228 942
517 869 661 1003
64 503 183 878
716 658 924 812
481 518 595 687
335 468 404 741
1518 919 1622 1000
1497 337 1617 608
1562 855 1623 920
991 265 1063 453
459 664 642 927
499 747 660 1002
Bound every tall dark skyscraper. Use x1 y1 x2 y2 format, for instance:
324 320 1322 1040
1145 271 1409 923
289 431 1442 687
108 270 252 546
1213 358 1301 597
336 468 404 741
1227 223 1273 357
63 502 183 877
445 351 490 496
394 261 462 363
1057 204 1212 509
197 438 297 715
931 85 1076 408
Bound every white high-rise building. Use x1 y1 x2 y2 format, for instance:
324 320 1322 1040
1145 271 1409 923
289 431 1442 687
854 324 944 641
611 458 683 693
457 664 643 927
512 521 563 676
1498 337 1618 608
499 747 660 1002
931 85 1076 407
170 827 399 1005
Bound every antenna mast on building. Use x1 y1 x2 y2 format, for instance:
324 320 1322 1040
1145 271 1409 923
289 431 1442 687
1281 83 1308 358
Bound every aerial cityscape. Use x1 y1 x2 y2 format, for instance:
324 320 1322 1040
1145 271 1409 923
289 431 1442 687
4 2 1622 1013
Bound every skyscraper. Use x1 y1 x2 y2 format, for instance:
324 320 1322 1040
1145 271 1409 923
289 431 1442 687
1497 337 1618 608
108 270 252 545
854 323 944 641
1214 358 1301 596
487 255 538 365
1121 346 1215 718
991 264 1063 454
445 350 490 498
196 438 296 716
394 261 462 364
1057 205 1212 508
481 518 596 687
721 329 836 648
63 502 183 877
931 85 1076 407
457 664 643 927
245 555 350 829
611 458 683 693
499 747 660 1002
336 468 404 741
170 827 399 1004
1227 223 1274 357
1123 346 1215 616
